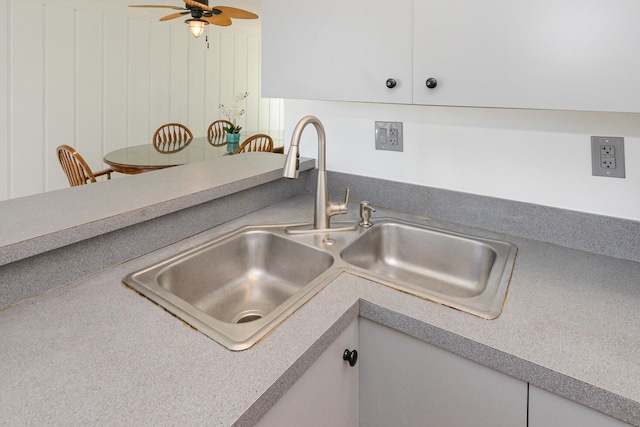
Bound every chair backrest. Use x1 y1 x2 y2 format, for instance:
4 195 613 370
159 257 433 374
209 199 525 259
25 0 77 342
234 134 274 154
57 145 110 187
153 123 193 153
207 120 233 139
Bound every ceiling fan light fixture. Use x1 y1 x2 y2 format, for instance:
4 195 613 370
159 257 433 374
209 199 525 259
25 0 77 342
186 18 208 38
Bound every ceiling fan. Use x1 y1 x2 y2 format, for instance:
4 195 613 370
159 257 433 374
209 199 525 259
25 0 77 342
130 0 258 38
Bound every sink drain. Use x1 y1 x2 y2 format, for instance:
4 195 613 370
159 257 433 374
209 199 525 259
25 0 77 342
232 310 264 324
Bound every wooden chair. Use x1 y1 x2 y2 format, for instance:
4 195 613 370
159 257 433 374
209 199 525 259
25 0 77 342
153 123 193 153
57 145 112 187
207 119 233 139
234 134 273 154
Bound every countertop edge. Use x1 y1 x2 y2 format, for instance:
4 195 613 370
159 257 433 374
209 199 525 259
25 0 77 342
359 300 639 426
233 302 361 427
0 155 314 267
238 294 639 426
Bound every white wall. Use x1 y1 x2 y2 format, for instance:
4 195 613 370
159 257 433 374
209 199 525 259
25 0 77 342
285 100 640 221
0 0 282 200
0 0 8 202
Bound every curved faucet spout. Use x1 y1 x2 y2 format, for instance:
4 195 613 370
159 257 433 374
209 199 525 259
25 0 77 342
283 115 326 179
283 116 349 230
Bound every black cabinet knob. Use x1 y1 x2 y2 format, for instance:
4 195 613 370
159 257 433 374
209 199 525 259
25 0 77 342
343 349 358 367
386 78 397 89
426 78 438 89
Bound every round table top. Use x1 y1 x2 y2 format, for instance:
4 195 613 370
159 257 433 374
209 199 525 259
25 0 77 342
104 132 284 174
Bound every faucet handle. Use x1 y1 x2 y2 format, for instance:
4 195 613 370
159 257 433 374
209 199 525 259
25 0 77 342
327 187 350 220
337 187 350 215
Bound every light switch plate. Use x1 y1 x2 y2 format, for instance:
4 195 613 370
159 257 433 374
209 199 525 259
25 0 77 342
591 136 625 178
375 121 403 152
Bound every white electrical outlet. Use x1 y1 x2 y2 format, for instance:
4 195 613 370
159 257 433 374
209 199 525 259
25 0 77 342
389 128 399 146
591 136 625 178
375 121 403 152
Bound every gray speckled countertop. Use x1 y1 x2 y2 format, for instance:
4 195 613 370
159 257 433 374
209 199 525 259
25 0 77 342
0 153 313 267
1 195 639 426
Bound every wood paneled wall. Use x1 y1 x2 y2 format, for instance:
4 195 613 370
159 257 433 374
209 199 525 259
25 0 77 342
0 0 283 200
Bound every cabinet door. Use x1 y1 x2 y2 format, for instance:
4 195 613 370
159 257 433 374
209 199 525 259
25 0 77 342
359 317 527 427
261 0 413 104
413 0 640 112
529 385 632 427
256 320 359 427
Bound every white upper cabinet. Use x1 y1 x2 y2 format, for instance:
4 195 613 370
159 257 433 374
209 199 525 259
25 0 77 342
413 0 640 112
263 0 640 112
261 0 413 104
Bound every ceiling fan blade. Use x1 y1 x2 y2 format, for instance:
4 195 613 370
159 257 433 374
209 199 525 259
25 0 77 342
129 5 186 10
202 15 232 26
184 0 213 11
160 11 189 21
214 6 258 19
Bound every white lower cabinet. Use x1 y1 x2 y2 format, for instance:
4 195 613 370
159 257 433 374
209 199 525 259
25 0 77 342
359 317 527 427
258 318 628 426
529 385 631 427
256 320 359 427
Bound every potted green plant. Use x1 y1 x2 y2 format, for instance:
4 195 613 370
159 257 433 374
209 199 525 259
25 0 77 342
219 92 248 144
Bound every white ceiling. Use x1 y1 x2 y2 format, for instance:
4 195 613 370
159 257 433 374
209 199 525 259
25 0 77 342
96 0 262 34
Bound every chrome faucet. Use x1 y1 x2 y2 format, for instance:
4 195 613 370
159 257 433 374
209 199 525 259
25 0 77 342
283 116 352 232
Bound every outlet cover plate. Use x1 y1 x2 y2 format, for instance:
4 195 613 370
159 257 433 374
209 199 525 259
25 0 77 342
591 136 625 178
375 121 403 152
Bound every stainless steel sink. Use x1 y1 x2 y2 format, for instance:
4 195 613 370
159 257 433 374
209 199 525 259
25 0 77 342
340 219 517 319
124 227 335 351
124 217 517 350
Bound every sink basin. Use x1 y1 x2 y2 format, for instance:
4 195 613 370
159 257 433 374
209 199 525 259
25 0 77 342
124 227 334 350
124 217 516 350
340 220 517 319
